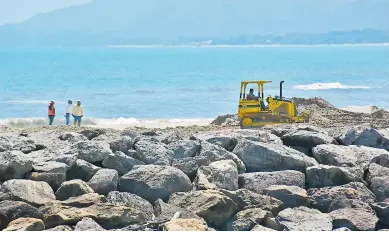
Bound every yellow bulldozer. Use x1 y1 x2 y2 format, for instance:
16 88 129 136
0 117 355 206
238 80 309 128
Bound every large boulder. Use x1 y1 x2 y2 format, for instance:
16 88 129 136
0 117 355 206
353 128 389 150
372 202 389 228
370 176 389 202
198 141 246 174
39 195 145 229
66 159 101 182
88 169 118 195
220 189 283 215
307 182 376 213
102 152 144 175
194 160 238 191
167 140 201 159
107 191 154 221
281 130 336 150
108 136 135 154
263 185 309 208
26 148 77 167
0 180 55 206
313 144 389 170
26 172 66 191
276 207 333 231
168 190 239 227
224 208 272 231
371 153 389 168
32 161 68 174
0 150 33 181
365 163 389 184
3 218 45 231
239 170 305 194
119 165 192 202
251 225 276 231
306 165 363 188
59 132 88 143
193 129 282 151
0 134 36 153
73 141 112 163
0 201 43 223
55 179 94 201
74 217 104 231
172 156 210 178
133 140 173 165
337 126 368 146
44 225 73 231
330 207 378 231
232 139 317 172
153 199 203 222
162 218 208 231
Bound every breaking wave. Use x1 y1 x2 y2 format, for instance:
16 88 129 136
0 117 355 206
293 82 371 90
0 117 213 129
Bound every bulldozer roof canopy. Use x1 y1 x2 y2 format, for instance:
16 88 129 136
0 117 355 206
241 80 272 84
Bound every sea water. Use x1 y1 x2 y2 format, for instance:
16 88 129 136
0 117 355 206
0 45 388 127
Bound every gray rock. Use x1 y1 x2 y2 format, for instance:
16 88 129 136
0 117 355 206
80 128 106 140
134 140 173 165
172 156 210 178
0 134 36 153
353 128 389 150
119 165 192 202
372 202 389 227
107 191 154 221
158 131 182 144
0 211 9 230
239 170 305 194
337 127 365 146
232 139 317 172
0 180 55 206
366 163 389 184
276 207 333 231
281 130 336 149
224 208 272 231
0 150 32 181
26 172 66 191
219 189 283 216
312 144 389 170
0 200 43 222
88 169 118 195
167 140 201 159
370 176 389 202
264 217 282 231
330 207 378 231
199 141 246 174
333 227 351 231
26 148 77 167
59 132 88 143
153 199 203 222
74 217 104 231
263 185 309 208
308 182 376 213
45 225 73 231
371 153 389 168
74 141 112 163
108 136 135 154
168 190 239 227
55 179 94 201
193 129 282 151
32 161 68 174
66 159 101 182
102 151 144 175
251 225 276 231
194 160 238 191
306 165 363 188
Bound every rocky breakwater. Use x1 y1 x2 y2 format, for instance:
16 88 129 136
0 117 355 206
1 124 389 231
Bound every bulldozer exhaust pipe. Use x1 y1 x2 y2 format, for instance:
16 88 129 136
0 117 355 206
280 81 284 99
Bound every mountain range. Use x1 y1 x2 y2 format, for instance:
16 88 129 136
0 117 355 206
0 0 388 46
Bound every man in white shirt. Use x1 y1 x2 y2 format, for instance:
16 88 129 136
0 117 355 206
64 100 73 125
72 100 84 126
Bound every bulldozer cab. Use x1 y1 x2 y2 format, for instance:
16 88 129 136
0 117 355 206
238 80 271 118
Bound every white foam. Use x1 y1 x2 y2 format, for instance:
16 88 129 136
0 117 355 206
0 117 213 129
293 82 371 90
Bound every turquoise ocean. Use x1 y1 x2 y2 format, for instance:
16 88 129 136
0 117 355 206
0 45 388 127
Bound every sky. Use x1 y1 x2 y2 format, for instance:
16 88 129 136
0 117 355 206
0 0 92 25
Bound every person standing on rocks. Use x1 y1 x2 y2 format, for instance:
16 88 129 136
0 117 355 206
64 100 73 125
48 101 55 125
72 100 84 126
